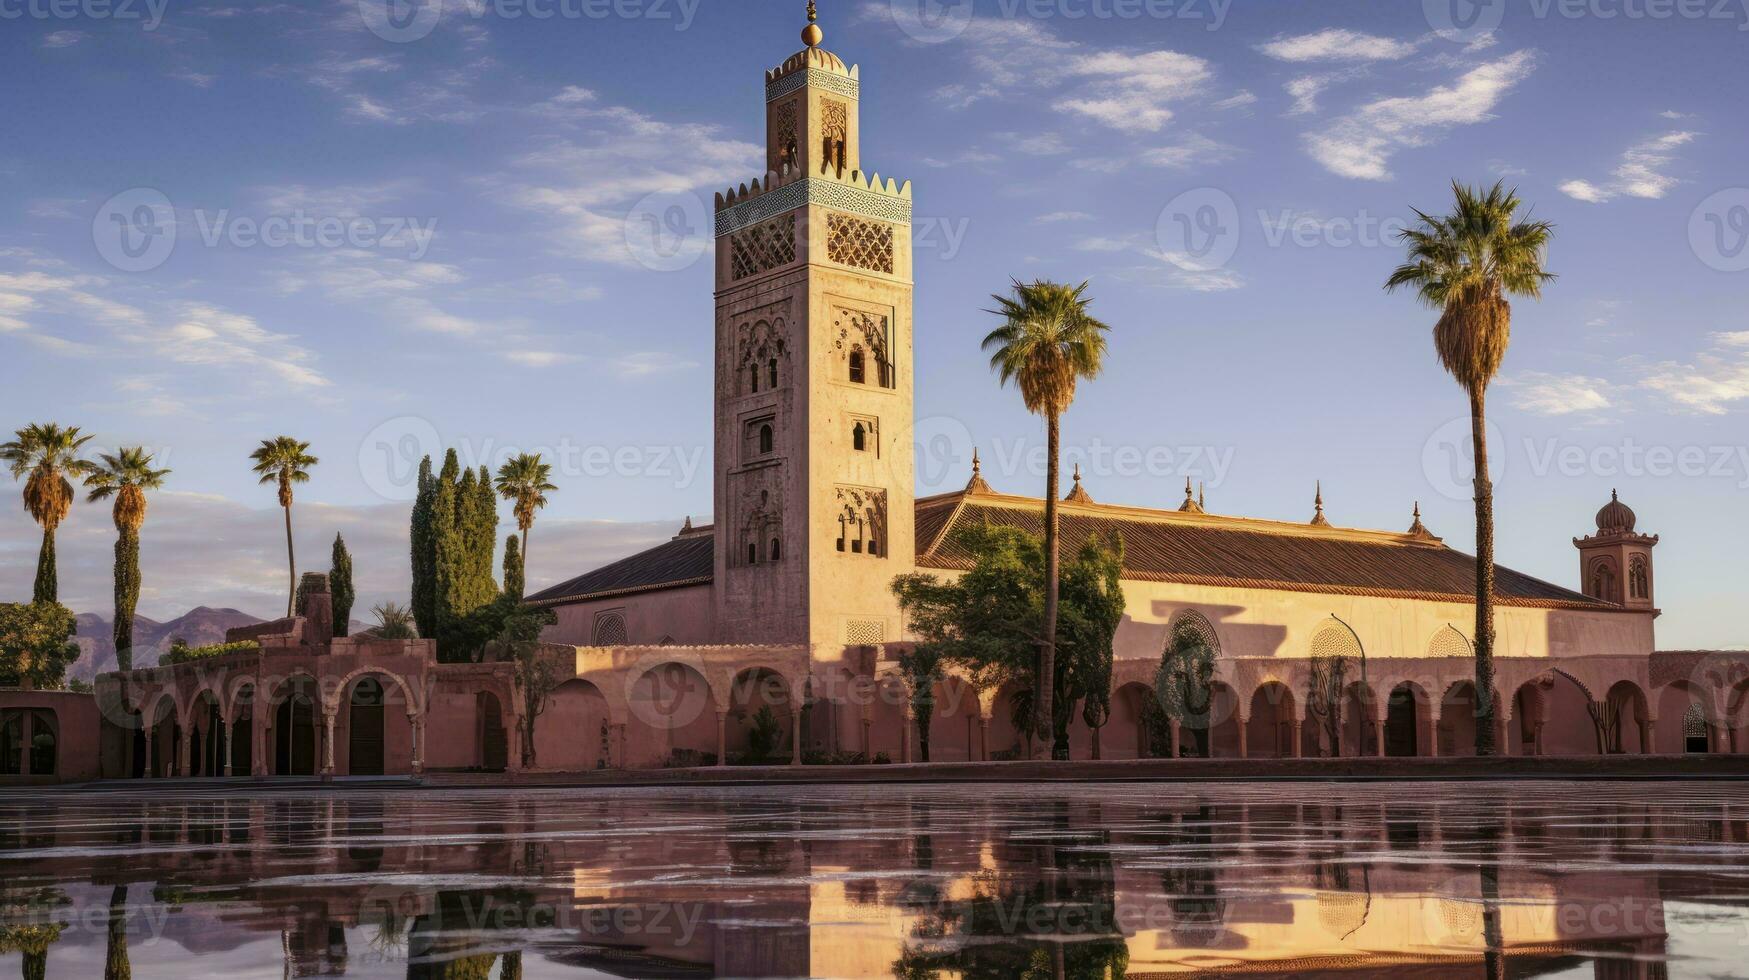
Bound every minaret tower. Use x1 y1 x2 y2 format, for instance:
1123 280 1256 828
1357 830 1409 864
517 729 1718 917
711 4 916 647
1574 490 1659 609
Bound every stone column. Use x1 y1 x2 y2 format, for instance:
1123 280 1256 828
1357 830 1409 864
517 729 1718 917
612 723 627 768
321 711 337 777
861 717 872 760
1711 723 1728 754
716 711 728 767
220 715 233 776
1641 718 1657 755
1290 718 1303 759
1428 719 1440 759
902 708 913 764
1533 721 1546 757
177 721 192 777
1168 719 1181 759
790 707 803 766
979 717 991 762
1236 714 1248 759
254 704 269 777
144 726 156 778
1374 719 1385 758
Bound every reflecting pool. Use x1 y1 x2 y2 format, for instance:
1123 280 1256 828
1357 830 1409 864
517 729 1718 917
2 782 1748 977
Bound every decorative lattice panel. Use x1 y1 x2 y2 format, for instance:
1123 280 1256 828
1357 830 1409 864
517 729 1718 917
1311 622 1363 661
1427 625 1472 659
730 215 797 281
592 613 628 646
827 213 894 273
846 620 885 645
1168 610 1221 657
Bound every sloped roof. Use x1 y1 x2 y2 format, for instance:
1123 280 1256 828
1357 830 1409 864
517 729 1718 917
526 527 714 607
915 490 1616 611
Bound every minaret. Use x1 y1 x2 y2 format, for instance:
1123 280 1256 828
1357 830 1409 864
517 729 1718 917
711 4 916 647
1573 490 1659 608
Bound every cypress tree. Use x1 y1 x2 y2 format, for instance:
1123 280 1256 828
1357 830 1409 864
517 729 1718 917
330 533 355 637
409 455 435 637
432 473 465 657
503 535 524 602
471 466 500 597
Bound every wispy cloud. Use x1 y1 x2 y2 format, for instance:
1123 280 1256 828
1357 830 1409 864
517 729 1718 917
1056 50 1214 133
1257 29 1420 63
1503 372 1614 416
1304 50 1538 181
1560 131 1699 204
1640 333 1749 415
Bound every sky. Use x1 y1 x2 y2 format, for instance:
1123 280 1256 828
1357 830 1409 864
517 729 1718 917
0 0 1745 649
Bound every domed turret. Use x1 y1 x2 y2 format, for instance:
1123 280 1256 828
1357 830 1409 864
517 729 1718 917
1595 489 1637 535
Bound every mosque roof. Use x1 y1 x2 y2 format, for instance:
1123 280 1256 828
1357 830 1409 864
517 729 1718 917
525 524 713 607
914 489 1618 612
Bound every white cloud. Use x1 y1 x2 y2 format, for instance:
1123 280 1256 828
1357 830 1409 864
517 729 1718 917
614 351 697 378
1258 29 1419 63
41 31 84 48
1056 50 1214 133
503 350 578 368
136 305 329 387
995 131 1070 156
1286 75 1335 116
1304 51 1538 181
1560 131 1699 204
1717 331 1749 348
1034 211 1094 224
1503 372 1614 415
1212 90 1258 110
1639 334 1749 415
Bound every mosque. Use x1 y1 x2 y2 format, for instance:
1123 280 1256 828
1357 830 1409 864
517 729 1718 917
7 7 1738 783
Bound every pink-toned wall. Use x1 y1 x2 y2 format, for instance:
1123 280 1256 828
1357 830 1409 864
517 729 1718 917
0 690 102 784
541 584 715 647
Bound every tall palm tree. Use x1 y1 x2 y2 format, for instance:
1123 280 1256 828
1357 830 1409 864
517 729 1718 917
249 437 319 618
85 448 171 671
983 280 1111 760
494 453 556 568
1387 180 1554 756
1 423 96 603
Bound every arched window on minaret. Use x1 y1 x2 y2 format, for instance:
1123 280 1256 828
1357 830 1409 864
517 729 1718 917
768 358 778 389
852 422 866 452
848 348 865 384
749 364 760 394
770 537 781 561
866 508 879 556
758 424 774 455
1590 560 1617 601
748 539 759 565
1629 555 1649 599
836 515 846 552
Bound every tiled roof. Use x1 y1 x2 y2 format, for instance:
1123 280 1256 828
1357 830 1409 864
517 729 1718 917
915 490 1617 612
526 528 714 607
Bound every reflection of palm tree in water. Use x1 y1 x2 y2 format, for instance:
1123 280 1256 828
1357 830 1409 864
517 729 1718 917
105 885 130 980
1158 806 1226 946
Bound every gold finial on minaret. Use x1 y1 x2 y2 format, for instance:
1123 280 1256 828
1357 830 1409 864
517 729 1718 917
802 0 823 47
1177 477 1204 514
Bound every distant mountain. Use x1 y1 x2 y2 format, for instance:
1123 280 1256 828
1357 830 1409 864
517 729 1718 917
71 607 266 681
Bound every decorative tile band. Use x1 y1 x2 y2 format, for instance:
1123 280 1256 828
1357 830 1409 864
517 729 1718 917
766 68 861 103
716 179 911 237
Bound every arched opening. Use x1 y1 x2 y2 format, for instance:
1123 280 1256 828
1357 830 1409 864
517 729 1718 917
1656 682 1712 754
985 680 1029 760
1682 704 1709 754
769 537 781 561
852 422 867 452
189 691 223 777
758 423 774 455
728 667 793 764
145 697 178 778
1438 682 1480 758
273 680 318 777
28 710 57 776
1340 682 1377 757
1602 680 1648 754
230 685 255 776
535 679 611 771
1204 681 1242 759
1246 683 1297 759
477 691 508 771
929 675 979 762
629 662 717 768
848 348 866 384
749 363 760 393
1106 682 1153 760
1 710 58 776
767 357 778 389
1534 671 1599 756
867 675 908 763
349 678 386 776
1384 683 1428 757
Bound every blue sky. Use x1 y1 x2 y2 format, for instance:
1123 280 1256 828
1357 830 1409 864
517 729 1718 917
1 0 1745 649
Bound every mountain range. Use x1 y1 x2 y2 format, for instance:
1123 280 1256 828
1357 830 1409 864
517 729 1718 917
70 607 268 681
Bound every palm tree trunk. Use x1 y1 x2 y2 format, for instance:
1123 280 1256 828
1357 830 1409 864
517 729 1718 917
33 526 56 604
114 527 140 672
105 884 131 980
1470 388 1498 756
283 503 296 619
1039 412 1061 760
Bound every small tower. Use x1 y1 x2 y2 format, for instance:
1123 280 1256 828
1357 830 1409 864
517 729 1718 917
1064 464 1093 504
1573 490 1659 608
1309 481 1330 527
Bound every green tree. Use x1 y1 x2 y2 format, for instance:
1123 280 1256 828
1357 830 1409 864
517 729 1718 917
371 602 418 639
330 533 355 637
1 423 96 603
410 455 437 637
248 436 319 618
0 602 80 690
983 280 1110 757
892 524 1125 760
485 600 558 768
494 453 555 570
897 646 944 762
1387 180 1554 756
1156 621 1217 758
503 535 524 602
83 448 170 670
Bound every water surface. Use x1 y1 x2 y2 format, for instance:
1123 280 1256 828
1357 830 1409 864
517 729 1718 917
2 781 1747 977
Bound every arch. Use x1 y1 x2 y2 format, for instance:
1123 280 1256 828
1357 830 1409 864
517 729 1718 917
1603 680 1649 754
1437 681 1483 757
142 694 180 777
1106 682 1154 760
1681 703 1709 753
758 423 774 455
1306 620 1362 757
476 691 509 771
1246 682 1298 759
1516 670 1600 756
187 689 224 777
1384 682 1430 757
727 667 795 764
848 347 866 384
1167 609 1222 657
1657 680 1715 754
1588 557 1619 602
928 674 980 762
1427 625 1472 659
535 679 612 771
1201 681 1242 758
1 709 59 777
1628 555 1649 599
329 666 419 719
628 661 718 768
867 674 908 763
229 682 256 776
1339 681 1378 758
270 675 321 776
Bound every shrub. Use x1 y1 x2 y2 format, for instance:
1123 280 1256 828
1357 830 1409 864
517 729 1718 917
159 640 258 666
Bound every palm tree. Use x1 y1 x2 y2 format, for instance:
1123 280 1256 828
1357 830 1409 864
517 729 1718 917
1387 180 1554 756
494 453 556 568
85 448 171 671
983 280 1111 759
1 423 96 603
249 437 319 618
